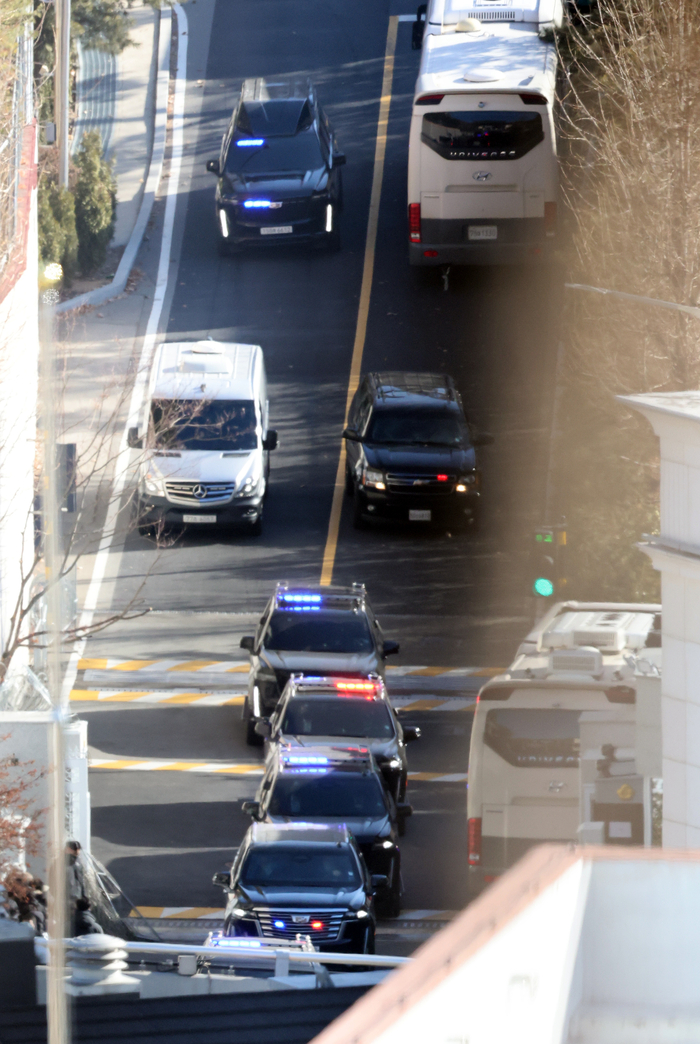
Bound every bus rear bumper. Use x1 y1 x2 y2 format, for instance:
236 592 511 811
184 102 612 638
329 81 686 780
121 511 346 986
409 217 554 266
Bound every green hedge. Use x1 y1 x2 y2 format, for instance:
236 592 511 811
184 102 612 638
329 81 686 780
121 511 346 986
74 130 117 275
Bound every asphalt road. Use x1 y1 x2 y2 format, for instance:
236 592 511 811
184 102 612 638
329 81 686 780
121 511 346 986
74 0 561 953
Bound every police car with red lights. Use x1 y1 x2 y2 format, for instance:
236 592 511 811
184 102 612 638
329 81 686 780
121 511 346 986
239 583 400 745
242 746 409 917
255 673 420 803
213 822 378 954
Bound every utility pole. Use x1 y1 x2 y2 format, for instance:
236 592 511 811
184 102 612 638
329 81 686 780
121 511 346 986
55 0 71 187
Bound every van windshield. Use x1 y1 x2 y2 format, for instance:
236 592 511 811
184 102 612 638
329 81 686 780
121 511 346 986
150 400 257 451
421 111 544 160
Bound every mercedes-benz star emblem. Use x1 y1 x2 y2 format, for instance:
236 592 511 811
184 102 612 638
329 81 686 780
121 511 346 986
193 484 207 500
473 171 493 182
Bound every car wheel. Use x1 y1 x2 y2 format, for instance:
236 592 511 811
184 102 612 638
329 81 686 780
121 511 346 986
245 716 263 747
352 496 366 530
380 886 401 919
326 224 341 252
363 926 376 954
250 515 263 537
398 813 406 837
345 464 354 497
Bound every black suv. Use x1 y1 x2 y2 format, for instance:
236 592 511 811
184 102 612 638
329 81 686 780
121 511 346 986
239 583 399 745
206 76 345 253
242 746 409 917
343 372 493 531
213 822 378 953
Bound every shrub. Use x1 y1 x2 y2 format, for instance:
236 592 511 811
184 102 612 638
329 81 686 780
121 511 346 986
38 179 79 284
74 130 116 275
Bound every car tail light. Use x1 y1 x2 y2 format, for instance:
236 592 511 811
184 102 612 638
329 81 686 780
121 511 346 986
416 94 444 106
409 203 421 243
544 202 557 238
468 817 482 866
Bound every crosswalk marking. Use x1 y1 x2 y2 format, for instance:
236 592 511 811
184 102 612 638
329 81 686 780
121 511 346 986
87 757 467 781
70 689 473 710
77 657 503 678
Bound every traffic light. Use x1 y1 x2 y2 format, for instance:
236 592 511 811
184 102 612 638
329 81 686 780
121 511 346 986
531 526 567 597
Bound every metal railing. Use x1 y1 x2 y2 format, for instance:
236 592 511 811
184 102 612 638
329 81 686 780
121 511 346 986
0 24 33 276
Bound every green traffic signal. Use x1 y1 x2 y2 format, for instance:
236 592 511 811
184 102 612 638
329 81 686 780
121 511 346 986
533 577 555 597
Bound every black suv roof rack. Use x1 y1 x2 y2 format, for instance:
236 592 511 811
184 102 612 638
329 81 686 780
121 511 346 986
370 371 459 404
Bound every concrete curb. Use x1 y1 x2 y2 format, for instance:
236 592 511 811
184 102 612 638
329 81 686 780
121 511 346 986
56 5 172 314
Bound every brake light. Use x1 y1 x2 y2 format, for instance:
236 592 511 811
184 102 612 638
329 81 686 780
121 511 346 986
544 202 557 237
519 93 547 105
416 94 444 105
409 203 421 243
468 818 482 866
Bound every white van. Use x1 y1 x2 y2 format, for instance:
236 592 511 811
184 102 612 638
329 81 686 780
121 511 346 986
129 340 277 534
466 602 661 899
408 0 561 265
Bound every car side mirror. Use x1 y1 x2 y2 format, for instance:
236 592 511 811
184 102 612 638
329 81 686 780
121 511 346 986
206 158 220 174
333 152 346 167
127 427 142 450
383 640 400 657
241 800 261 819
403 726 421 743
212 870 231 890
473 432 495 447
397 802 413 819
370 874 388 891
262 430 278 451
254 719 271 738
342 427 360 441
239 636 255 652
412 4 427 49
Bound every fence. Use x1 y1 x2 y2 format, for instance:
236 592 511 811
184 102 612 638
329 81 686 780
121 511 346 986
0 24 33 276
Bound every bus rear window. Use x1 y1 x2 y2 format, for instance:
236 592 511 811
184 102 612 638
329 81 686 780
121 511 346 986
484 709 580 768
421 111 544 161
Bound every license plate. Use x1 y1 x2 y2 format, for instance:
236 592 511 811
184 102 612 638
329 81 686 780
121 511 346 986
183 514 216 523
468 225 497 241
260 225 293 235
409 510 431 521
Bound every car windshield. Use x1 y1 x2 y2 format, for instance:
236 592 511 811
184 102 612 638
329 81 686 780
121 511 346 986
269 773 387 818
150 400 257 451
281 698 394 738
264 611 374 653
240 844 360 889
367 409 467 447
421 111 544 160
225 131 324 176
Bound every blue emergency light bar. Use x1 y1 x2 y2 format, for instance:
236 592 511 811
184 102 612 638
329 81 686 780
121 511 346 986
284 755 330 766
244 199 274 209
236 138 265 147
279 593 323 604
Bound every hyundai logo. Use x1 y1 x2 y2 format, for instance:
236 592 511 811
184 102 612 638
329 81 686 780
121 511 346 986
472 171 493 182
193 484 207 500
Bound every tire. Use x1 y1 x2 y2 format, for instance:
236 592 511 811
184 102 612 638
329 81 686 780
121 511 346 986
250 515 263 537
362 926 376 954
398 813 406 837
380 886 401 919
326 227 341 252
217 237 229 257
352 496 366 530
345 464 354 497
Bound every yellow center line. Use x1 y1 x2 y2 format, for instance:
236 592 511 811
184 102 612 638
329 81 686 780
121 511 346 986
319 15 399 586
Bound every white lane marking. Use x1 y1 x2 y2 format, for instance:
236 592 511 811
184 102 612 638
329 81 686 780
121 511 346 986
60 3 189 706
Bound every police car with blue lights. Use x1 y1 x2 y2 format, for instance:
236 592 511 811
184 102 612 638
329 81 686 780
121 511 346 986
239 583 400 745
255 673 420 803
206 76 345 253
242 746 409 917
212 822 378 953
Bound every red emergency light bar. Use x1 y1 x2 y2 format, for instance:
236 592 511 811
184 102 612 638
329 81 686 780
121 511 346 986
334 680 378 694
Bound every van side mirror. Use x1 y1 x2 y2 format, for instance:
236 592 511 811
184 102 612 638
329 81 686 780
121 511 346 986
342 427 360 441
127 427 142 449
239 636 255 652
263 430 278 451
254 719 271 738
412 4 427 49
383 640 400 657
206 158 220 174
333 152 346 167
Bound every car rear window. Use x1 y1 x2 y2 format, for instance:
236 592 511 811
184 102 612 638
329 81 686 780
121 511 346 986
269 773 388 818
421 111 544 160
241 844 360 888
264 611 374 654
281 698 394 738
484 709 581 768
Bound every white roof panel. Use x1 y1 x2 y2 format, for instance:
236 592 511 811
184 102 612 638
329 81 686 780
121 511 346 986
152 340 261 401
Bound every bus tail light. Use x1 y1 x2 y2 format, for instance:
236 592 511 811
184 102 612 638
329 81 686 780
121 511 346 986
409 203 421 243
544 202 557 238
468 817 482 866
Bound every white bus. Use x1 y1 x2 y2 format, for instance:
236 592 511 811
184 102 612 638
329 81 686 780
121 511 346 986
466 602 661 899
408 0 562 265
